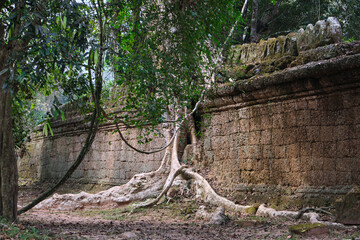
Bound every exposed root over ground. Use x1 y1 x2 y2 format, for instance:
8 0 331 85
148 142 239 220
25 106 351 231
35 148 173 211
18 187 360 240
32 136 350 230
33 125 253 214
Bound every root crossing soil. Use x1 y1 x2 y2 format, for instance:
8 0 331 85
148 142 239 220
17 185 360 240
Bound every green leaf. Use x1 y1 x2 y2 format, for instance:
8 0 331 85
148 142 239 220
7 28 12 39
48 123 54 136
60 111 66 121
54 109 58 119
94 49 99 66
71 29 76 39
89 49 93 65
56 15 61 25
7 24 14 40
61 16 67 29
15 96 23 108
43 124 48 136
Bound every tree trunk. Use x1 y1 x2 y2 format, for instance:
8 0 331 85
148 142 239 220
0 50 18 221
250 0 259 42
249 0 283 42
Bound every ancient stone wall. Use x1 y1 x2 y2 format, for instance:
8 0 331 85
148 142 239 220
200 41 360 200
19 118 166 185
18 18 360 200
227 17 342 66
224 17 343 80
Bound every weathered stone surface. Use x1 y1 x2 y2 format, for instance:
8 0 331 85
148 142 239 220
290 41 360 67
224 17 344 81
335 187 360 225
120 231 139 239
297 17 343 52
200 42 360 199
227 17 342 68
227 33 298 66
208 206 230 225
18 122 165 185
195 205 211 220
195 206 230 225
289 223 329 236
18 19 360 204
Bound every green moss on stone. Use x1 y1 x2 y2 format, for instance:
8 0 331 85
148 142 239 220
289 222 325 234
244 206 257 215
252 203 261 209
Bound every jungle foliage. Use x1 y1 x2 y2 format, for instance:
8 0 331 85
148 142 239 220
236 0 360 43
0 0 359 221
6 0 360 148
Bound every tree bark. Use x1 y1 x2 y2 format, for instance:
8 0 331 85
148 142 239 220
249 0 283 42
18 0 105 214
0 49 18 222
250 0 259 42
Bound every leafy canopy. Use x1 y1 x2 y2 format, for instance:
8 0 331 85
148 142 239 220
108 0 242 129
2 0 244 145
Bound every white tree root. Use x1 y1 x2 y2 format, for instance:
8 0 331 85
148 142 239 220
33 149 347 230
35 147 172 211
34 123 252 215
256 204 346 229
182 169 252 212
130 165 186 211
33 125 347 229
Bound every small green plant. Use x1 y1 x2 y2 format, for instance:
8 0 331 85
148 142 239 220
344 37 355 43
342 234 360 240
0 217 56 239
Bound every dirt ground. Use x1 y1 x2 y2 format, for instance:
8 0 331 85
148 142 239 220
17 184 360 240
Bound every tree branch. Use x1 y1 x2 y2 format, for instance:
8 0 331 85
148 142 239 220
17 104 99 215
295 207 334 221
103 90 206 155
223 0 249 48
17 0 106 215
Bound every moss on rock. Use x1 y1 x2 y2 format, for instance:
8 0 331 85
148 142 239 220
289 222 325 234
244 206 257 215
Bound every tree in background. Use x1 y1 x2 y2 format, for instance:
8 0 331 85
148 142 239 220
17 0 255 214
0 0 244 219
1 0 28 221
2 0 359 220
0 0 103 221
237 0 359 43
